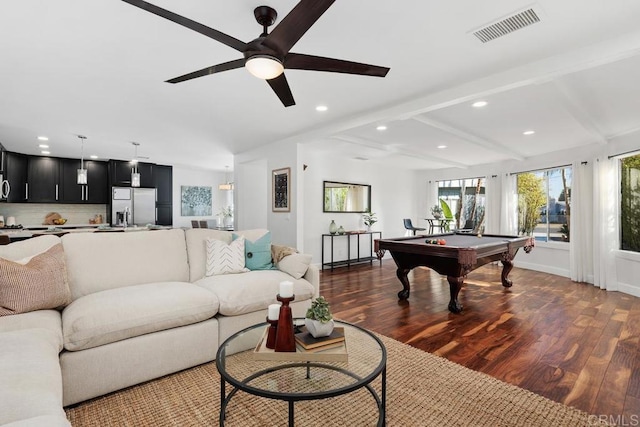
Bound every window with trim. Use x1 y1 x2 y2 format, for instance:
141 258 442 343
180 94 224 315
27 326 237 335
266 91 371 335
516 166 571 242
621 153 640 252
437 178 485 231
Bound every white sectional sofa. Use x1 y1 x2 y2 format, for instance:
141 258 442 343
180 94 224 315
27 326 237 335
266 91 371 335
0 228 319 426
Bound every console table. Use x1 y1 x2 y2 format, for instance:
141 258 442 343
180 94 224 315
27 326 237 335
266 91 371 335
322 231 383 271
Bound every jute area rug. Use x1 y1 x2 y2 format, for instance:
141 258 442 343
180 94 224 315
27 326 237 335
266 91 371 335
65 334 603 426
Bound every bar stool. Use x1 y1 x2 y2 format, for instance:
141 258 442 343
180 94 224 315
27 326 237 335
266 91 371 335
403 219 426 236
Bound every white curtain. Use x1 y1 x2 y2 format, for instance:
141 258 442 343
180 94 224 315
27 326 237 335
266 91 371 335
500 173 518 235
592 157 619 290
426 180 438 216
484 175 501 234
569 161 593 283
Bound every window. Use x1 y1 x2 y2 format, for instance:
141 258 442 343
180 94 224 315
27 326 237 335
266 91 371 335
437 178 485 231
621 154 640 252
516 166 571 242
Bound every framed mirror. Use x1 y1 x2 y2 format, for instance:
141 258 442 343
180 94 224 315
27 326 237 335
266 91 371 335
323 181 371 213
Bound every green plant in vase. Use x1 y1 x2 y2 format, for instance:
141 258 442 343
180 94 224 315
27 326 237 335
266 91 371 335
305 296 335 338
431 205 443 219
362 210 377 231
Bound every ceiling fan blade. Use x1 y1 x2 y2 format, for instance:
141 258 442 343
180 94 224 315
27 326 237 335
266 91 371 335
263 0 335 53
267 74 296 107
122 0 247 52
166 59 245 84
285 53 390 77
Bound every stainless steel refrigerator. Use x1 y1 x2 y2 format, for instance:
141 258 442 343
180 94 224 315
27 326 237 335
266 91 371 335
111 187 157 226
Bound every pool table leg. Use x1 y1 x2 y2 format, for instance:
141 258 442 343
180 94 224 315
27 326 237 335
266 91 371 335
501 260 514 287
447 276 464 313
396 268 411 300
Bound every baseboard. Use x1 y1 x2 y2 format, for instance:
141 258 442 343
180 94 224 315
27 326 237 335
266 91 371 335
514 260 570 278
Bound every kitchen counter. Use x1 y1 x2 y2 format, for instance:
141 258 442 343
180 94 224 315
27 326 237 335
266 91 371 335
1 225 171 242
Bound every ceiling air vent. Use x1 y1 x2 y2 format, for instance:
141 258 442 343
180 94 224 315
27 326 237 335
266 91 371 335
472 8 540 43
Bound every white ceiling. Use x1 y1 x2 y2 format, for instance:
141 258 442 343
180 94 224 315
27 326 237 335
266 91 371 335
2 0 640 172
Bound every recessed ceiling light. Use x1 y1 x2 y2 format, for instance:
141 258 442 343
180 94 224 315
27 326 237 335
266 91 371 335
90 155 98 159
41 150 50 155
472 101 488 108
376 125 387 131
38 144 49 149
523 130 535 135
437 145 447 149
37 136 49 141
315 105 328 112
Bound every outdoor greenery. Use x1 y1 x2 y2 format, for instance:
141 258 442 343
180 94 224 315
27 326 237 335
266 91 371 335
517 173 546 235
439 198 453 219
324 187 347 211
621 154 640 252
306 296 333 323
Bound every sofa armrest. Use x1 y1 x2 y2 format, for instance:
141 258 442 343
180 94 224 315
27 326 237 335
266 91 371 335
303 263 320 298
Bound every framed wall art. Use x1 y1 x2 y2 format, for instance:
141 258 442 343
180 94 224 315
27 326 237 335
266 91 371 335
272 167 291 212
181 185 212 216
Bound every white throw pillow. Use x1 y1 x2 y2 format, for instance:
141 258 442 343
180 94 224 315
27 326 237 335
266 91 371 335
206 237 249 276
276 253 312 280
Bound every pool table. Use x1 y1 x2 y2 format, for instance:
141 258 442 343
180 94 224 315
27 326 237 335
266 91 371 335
376 233 534 313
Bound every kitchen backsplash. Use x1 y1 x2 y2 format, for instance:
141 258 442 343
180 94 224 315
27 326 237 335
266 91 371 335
0 203 107 227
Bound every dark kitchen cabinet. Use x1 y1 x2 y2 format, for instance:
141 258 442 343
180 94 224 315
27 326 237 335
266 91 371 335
154 165 172 204
1 151 28 202
154 164 173 226
59 159 109 203
27 156 60 202
109 160 154 188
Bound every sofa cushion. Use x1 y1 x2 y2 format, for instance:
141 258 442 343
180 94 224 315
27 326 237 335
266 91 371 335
195 270 315 316
62 229 190 300
0 235 60 261
205 237 249 275
234 231 275 271
0 328 68 426
0 244 71 317
271 244 298 263
277 253 313 280
0 310 63 351
62 282 219 351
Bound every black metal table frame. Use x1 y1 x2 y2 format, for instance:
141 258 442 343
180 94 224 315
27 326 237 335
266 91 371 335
216 321 387 426
321 231 383 271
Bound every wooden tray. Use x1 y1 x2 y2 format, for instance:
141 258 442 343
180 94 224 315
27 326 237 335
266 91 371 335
253 327 348 362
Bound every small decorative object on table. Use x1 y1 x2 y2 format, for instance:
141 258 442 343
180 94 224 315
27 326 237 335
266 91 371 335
329 220 338 235
274 281 296 352
362 210 377 231
337 225 345 235
305 296 335 338
431 204 443 219
266 303 280 349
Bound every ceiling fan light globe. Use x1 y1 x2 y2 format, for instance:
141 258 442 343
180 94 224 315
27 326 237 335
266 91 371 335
245 55 284 80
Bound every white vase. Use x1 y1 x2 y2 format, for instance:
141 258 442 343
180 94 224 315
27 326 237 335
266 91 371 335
305 318 335 338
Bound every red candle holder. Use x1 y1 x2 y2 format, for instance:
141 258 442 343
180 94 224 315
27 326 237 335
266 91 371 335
274 294 296 352
266 317 278 349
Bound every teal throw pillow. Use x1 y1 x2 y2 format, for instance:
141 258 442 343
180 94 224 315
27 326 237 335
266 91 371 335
233 232 275 270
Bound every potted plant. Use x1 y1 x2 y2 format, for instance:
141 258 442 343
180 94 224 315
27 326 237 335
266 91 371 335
362 210 377 231
305 296 335 338
431 204 443 219
219 206 233 227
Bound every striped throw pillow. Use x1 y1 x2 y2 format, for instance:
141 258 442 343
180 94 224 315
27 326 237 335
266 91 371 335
205 237 249 276
0 243 71 316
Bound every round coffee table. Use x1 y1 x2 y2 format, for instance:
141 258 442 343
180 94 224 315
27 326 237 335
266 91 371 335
216 319 387 426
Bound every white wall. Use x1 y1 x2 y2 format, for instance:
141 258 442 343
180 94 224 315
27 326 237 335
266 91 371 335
235 140 298 248
172 166 230 228
301 148 417 268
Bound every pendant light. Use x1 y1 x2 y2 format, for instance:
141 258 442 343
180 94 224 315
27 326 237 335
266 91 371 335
218 166 234 191
131 142 141 187
77 135 88 185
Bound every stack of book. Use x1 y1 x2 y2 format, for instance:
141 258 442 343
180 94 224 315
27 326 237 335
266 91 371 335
295 327 345 353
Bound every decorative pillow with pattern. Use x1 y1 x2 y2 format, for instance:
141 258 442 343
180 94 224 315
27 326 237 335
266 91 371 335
205 237 249 276
0 243 71 316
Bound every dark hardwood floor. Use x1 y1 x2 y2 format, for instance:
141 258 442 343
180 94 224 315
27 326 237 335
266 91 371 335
321 260 640 418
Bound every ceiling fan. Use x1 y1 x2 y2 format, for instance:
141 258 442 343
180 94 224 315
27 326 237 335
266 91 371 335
121 0 390 107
